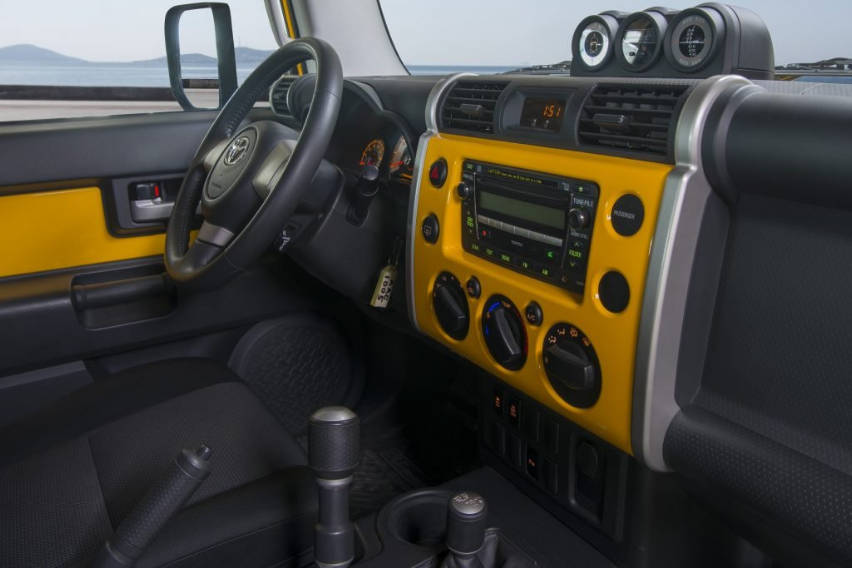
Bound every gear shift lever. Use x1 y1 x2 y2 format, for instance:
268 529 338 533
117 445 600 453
442 492 488 568
309 407 360 568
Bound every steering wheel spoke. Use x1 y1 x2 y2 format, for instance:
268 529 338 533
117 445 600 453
196 220 236 248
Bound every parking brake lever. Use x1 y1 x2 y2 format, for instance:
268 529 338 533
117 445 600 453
91 444 212 567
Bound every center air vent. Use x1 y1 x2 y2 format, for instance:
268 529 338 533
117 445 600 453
439 80 508 134
578 85 689 157
269 75 298 117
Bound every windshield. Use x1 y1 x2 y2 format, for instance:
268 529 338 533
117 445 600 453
379 0 850 75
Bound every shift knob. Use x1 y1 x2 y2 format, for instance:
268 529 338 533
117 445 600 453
447 491 488 555
309 406 360 479
309 407 360 568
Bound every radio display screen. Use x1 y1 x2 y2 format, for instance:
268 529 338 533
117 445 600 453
520 97 565 131
479 191 565 230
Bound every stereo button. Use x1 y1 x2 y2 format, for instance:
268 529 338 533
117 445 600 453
611 194 644 236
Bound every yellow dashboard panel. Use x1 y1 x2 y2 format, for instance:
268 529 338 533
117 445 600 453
0 187 165 278
411 133 672 454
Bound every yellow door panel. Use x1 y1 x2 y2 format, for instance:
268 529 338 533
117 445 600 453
0 187 164 278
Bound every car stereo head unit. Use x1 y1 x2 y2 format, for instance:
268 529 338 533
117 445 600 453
459 160 599 294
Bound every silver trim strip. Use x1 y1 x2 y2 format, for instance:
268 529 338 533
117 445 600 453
633 75 755 472
405 73 475 331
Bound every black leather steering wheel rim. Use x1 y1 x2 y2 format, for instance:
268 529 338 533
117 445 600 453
165 37 342 288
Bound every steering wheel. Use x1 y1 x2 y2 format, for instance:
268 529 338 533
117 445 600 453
165 38 342 288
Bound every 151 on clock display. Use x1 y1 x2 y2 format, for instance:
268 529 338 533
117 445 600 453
520 97 565 131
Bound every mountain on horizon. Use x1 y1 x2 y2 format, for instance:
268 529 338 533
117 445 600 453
0 44 275 67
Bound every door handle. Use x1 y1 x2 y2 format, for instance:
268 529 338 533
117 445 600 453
130 199 175 222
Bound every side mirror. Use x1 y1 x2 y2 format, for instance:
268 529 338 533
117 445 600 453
164 2 238 110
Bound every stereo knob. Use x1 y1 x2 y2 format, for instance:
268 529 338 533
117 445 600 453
542 323 601 408
567 208 590 230
433 272 469 340
482 296 527 371
456 182 472 200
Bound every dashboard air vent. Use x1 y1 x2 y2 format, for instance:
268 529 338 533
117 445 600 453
269 75 297 116
440 80 508 134
578 85 689 157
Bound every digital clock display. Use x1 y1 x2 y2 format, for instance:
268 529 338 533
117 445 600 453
520 97 565 131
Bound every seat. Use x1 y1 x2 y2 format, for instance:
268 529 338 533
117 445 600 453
0 358 318 568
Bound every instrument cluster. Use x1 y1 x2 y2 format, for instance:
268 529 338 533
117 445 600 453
570 3 774 79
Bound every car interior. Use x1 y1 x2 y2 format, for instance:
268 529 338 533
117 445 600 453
1 1 852 567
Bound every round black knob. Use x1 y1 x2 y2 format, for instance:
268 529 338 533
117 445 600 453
446 492 488 555
433 272 470 340
567 208 590 230
308 406 360 479
482 296 527 371
542 323 601 408
456 182 472 200
422 213 440 244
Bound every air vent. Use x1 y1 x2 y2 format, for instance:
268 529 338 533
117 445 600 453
269 75 297 117
578 85 689 157
440 80 508 134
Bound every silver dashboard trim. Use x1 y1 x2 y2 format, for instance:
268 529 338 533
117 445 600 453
406 73 475 331
633 74 755 471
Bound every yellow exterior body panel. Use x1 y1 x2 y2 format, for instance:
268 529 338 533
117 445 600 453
0 187 164 278
412 134 672 454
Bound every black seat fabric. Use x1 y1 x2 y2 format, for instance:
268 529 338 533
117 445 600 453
0 358 316 568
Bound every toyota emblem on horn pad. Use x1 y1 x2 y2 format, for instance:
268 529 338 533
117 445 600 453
224 136 251 165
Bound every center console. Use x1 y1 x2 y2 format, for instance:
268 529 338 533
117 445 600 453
408 125 671 454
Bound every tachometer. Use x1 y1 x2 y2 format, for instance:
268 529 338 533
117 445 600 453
360 139 385 168
618 12 666 71
667 9 724 72
572 15 619 71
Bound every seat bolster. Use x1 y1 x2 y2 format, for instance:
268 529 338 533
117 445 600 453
0 358 238 466
137 467 317 568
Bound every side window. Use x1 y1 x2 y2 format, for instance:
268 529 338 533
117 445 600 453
0 1 284 122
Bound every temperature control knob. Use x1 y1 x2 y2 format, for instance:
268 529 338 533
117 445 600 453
543 323 601 408
482 296 527 370
433 272 470 340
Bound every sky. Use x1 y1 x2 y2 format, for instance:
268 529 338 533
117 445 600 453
0 0 279 61
0 1 848 66
379 0 852 66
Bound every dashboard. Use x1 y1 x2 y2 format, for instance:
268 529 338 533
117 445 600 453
266 8 852 560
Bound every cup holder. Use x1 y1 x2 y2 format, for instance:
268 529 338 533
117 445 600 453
383 489 453 547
